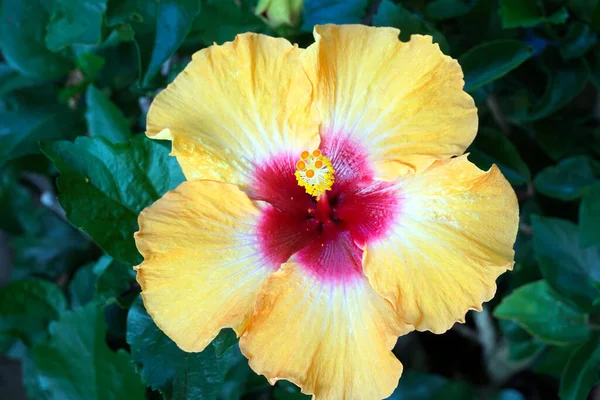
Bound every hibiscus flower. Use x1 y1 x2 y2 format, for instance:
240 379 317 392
135 24 519 399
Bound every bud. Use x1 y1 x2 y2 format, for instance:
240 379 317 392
255 0 303 29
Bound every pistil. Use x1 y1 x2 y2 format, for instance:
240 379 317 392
295 149 335 197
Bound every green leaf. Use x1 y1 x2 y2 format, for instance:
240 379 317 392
373 0 450 54
302 0 369 31
187 0 266 46
521 197 543 226
22 349 53 399
127 297 231 399
593 3 600 32
432 381 476 400
531 118 597 161
499 0 541 28
523 57 589 121
11 211 90 281
534 344 579 378
103 302 129 343
0 63 47 98
491 389 526 400
460 40 533 92
386 371 449 400
91 30 140 90
567 0 600 22
468 128 531 185
499 320 546 361
544 7 570 24
0 104 83 167
41 136 184 264
45 0 108 51
219 347 269 399
560 22 598 60
499 0 568 28
586 44 600 90
533 156 596 201
274 389 310 400
6 340 53 399
580 182 600 248
510 249 542 292
0 0 72 78
31 303 145 400
532 216 600 311
212 329 238 358
0 165 40 234
85 85 131 143
94 256 137 307
425 0 474 20
141 0 201 86
68 264 98 309
107 0 201 86
493 280 590 345
559 336 600 400
273 381 310 399
77 52 106 79
0 279 67 345
388 374 476 400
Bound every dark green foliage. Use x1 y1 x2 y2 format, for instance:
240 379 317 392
460 40 533 92
468 127 531 185
0 95 84 167
127 297 235 399
30 304 146 400
301 0 369 30
531 216 600 311
533 156 596 200
41 136 184 264
94 256 138 307
67 264 97 309
0 0 72 78
108 0 201 86
1 0 599 399
499 0 568 28
386 371 472 399
559 335 600 400
10 210 90 281
494 280 590 344
84 85 131 143
374 1 449 53
579 182 600 248
45 0 108 51
0 280 67 345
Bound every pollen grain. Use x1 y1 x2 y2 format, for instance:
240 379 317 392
294 149 335 197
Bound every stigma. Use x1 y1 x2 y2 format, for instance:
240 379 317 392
295 149 335 197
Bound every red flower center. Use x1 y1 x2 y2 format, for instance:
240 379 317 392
251 135 401 282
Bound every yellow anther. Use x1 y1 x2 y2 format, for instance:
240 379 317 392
294 149 335 197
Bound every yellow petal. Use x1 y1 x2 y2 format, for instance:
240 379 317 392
147 33 319 187
240 264 412 400
301 25 477 179
135 180 273 352
170 136 242 183
364 155 519 333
